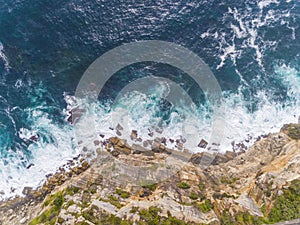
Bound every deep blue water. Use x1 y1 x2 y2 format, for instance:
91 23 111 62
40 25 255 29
0 0 299 198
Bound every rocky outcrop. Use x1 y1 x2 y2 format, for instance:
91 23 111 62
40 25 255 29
0 124 299 225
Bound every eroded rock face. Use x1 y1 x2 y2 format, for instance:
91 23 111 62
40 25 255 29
281 123 300 140
0 127 299 225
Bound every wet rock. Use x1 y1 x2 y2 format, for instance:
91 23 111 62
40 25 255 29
130 130 138 140
116 123 123 131
26 163 34 169
176 142 183 150
161 137 167 145
155 127 163 134
116 130 122 136
29 134 39 142
148 128 154 137
67 107 86 124
198 139 208 148
94 140 100 146
143 140 149 147
22 187 34 196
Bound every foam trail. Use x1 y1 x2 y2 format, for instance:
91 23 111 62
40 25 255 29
0 42 10 70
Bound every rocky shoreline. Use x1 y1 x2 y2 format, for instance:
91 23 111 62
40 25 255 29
0 123 299 225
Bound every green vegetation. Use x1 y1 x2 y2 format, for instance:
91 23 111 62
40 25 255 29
213 192 235 200
198 183 205 191
103 195 123 208
130 206 139 214
141 183 158 191
65 185 80 196
268 179 300 223
196 200 213 213
177 182 191 189
286 124 300 139
220 210 262 225
220 176 238 185
116 188 130 198
29 191 65 225
189 192 198 200
218 179 300 225
64 199 75 209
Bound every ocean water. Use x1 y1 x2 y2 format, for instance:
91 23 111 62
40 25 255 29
0 0 299 199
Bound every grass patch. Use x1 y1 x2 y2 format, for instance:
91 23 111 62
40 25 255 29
141 183 157 191
177 182 191 189
189 192 198 200
116 188 130 198
196 199 213 213
220 176 238 185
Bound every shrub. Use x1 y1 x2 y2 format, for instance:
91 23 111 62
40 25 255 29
116 188 130 198
196 200 213 213
177 182 190 189
268 179 300 223
189 192 198 200
141 183 157 191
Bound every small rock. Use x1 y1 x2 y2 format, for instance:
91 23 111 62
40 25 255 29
148 129 154 137
94 140 100 146
116 123 123 130
131 130 138 140
198 139 208 148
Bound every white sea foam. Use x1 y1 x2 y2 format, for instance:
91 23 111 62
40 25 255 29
70 63 300 154
0 106 79 200
201 1 295 70
0 42 10 70
0 63 299 200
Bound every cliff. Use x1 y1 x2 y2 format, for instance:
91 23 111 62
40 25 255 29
0 124 299 225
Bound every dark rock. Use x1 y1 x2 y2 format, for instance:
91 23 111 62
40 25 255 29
139 188 152 197
132 144 154 156
116 130 122 136
198 139 208 148
176 143 183 150
155 127 163 134
94 140 100 146
130 130 138 140
189 153 204 164
148 128 154 137
29 134 39 142
26 163 34 169
143 140 149 147
67 107 86 124
116 123 123 130
22 187 33 196
111 150 120 157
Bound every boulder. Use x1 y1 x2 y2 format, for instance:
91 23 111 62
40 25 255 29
130 130 138 140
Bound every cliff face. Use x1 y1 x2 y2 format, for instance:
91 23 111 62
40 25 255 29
0 124 299 225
